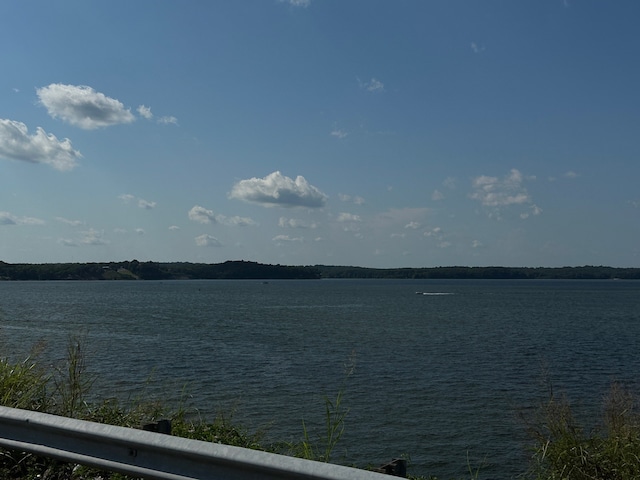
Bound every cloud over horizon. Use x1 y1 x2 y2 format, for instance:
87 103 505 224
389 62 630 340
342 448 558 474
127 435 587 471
229 171 328 208
137 105 178 125
119 194 157 210
0 119 81 170
188 205 219 224
279 217 318 229
280 0 311 7
470 169 540 218
0 211 45 226
37 84 135 129
195 234 222 247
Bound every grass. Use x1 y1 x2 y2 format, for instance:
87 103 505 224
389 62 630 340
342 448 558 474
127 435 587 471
524 381 640 480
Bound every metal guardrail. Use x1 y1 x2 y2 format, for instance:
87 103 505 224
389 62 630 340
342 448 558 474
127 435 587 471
0 406 394 480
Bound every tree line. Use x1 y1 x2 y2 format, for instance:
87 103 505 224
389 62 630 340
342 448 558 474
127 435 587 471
0 260 320 281
1 260 639 281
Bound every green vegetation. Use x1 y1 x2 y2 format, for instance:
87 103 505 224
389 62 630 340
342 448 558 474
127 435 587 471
315 264 640 280
524 382 640 480
1 260 640 281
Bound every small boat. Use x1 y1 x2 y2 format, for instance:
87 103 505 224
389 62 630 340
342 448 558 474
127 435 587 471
416 291 453 296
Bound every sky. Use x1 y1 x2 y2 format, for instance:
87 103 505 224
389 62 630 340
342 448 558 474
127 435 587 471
1 1 639 268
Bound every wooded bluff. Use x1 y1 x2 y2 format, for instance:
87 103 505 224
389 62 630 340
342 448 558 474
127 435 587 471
0 260 639 281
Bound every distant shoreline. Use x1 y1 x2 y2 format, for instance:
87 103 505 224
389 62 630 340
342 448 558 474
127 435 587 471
1 260 639 281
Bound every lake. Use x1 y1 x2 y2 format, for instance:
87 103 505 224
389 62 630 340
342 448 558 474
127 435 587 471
0 279 639 478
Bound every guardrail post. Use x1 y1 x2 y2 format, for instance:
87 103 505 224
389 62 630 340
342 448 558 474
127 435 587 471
374 458 407 477
142 419 172 434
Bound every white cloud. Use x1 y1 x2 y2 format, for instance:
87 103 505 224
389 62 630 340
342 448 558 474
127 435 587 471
135 228 145 235
138 199 157 210
279 217 318 229
225 216 257 227
168 225 180 231
158 115 178 125
330 129 348 139
229 171 328 208
521 204 543 219
280 0 311 7
195 234 222 247
188 205 256 227
424 226 442 237
423 226 449 247
55 217 84 227
432 189 444 201
119 194 156 209
0 211 45 226
405 221 421 229
58 238 77 247
188 205 218 224
272 234 303 243
339 193 365 205
373 207 430 229
81 228 109 245
0 119 82 171
337 212 362 222
443 177 457 189
471 42 485 54
137 105 153 119
37 84 135 129
470 169 536 218
549 171 578 182
343 224 361 233
360 77 385 92
137 105 177 125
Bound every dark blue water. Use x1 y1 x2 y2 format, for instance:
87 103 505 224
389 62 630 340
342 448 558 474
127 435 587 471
0 279 639 478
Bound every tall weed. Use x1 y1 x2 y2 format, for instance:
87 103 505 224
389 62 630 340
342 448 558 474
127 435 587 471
526 382 640 480
0 356 49 411
52 335 94 418
286 353 355 463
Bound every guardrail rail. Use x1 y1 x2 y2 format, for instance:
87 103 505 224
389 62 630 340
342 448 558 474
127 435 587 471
0 406 397 480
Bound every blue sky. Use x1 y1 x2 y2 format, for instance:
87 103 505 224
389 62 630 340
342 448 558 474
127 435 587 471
1 1 639 268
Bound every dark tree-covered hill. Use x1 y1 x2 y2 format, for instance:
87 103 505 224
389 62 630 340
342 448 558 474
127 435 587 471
0 260 319 281
0 260 639 281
